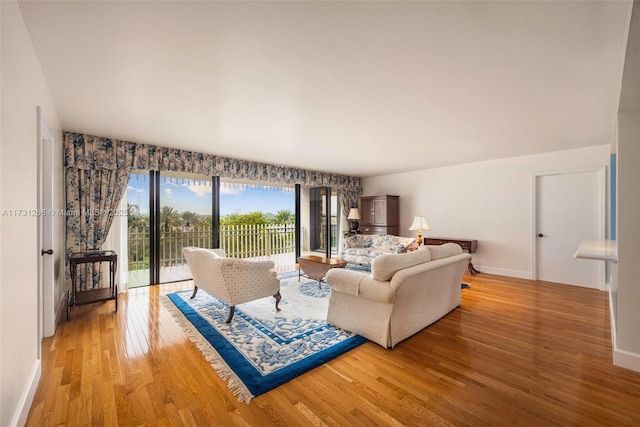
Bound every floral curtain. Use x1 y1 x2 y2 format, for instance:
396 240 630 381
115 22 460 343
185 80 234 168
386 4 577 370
66 169 131 252
65 134 132 289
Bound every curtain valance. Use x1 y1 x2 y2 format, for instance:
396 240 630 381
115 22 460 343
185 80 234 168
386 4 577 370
64 132 362 194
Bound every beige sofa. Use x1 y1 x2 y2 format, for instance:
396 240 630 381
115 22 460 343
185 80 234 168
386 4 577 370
325 243 471 348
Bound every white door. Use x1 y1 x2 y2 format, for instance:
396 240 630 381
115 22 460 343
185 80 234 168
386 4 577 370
37 107 56 350
534 167 605 289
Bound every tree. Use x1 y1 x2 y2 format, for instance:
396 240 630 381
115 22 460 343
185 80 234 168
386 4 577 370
241 211 268 225
220 213 240 226
272 209 295 224
160 206 182 231
181 211 200 227
127 204 149 229
221 212 267 226
197 215 212 228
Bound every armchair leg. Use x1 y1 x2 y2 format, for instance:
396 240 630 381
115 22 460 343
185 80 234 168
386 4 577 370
190 286 199 299
274 291 282 312
225 306 236 323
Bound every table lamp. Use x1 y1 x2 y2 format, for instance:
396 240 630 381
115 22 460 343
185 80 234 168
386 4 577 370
347 208 360 233
409 215 430 245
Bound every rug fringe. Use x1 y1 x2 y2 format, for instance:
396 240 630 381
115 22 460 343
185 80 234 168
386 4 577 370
160 295 255 404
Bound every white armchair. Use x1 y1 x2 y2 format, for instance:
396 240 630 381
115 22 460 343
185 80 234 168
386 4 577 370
182 247 281 323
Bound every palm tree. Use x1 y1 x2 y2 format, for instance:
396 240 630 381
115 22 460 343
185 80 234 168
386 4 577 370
181 211 200 227
272 209 295 224
160 206 182 231
197 215 212 228
127 204 149 229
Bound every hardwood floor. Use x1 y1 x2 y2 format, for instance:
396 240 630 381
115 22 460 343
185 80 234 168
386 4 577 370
26 274 640 426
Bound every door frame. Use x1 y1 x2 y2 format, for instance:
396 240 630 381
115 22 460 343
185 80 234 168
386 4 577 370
37 106 56 350
531 166 606 287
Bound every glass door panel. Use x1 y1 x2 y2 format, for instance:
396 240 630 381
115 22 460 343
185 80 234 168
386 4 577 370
308 187 340 257
126 172 151 288
219 180 296 273
159 171 213 283
330 190 340 256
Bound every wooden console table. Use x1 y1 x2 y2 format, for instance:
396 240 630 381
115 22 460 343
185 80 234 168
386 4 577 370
423 238 480 275
68 250 118 319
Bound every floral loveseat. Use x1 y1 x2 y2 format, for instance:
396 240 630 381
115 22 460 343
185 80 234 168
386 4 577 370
341 234 416 267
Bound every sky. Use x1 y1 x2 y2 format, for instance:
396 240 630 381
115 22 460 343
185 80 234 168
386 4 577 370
126 174 295 217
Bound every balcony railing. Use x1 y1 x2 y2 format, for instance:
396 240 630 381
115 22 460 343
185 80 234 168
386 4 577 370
128 223 296 272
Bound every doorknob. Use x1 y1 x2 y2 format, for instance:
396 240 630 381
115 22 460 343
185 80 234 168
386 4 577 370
538 233 544 238
41 249 53 255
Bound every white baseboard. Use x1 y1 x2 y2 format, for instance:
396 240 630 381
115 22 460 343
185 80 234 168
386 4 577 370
473 265 532 279
608 291 640 372
10 359 41 427
613 348 640 372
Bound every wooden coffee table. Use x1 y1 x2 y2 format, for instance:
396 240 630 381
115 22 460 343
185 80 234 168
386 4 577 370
297 255 347 288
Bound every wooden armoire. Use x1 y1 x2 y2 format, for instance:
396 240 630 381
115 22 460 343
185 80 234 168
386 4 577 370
359 195 399 235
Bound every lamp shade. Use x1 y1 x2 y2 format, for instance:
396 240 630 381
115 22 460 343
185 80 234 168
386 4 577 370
409 215 430 231
347 208 360 220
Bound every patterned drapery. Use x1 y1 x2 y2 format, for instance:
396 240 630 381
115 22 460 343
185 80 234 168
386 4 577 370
64 132 363 194
66 169 131 252
64 134 132 289
64 132 363 273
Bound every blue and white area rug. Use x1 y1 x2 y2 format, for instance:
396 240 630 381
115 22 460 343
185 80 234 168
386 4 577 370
161 276 367 403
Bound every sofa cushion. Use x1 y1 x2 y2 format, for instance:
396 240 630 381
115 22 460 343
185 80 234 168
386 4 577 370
426 243 463 260
343 234 415 252
371 249 432 281
376 235 416 252
343 247 397 258
341 249 392 267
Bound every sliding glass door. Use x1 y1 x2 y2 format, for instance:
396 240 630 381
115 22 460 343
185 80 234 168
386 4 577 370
308 187 340 258
125 174 300 286
126 172 151 287
125 171 214 287
157 171 213 283
219 180 296 273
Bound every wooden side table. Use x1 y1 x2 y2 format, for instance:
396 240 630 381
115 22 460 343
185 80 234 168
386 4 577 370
423 238 480 275
68 250 118 319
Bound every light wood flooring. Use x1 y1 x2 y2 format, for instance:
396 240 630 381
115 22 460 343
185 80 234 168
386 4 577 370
26 274 640 426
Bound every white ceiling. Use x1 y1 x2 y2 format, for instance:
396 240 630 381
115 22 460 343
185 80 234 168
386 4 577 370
18 1 632 177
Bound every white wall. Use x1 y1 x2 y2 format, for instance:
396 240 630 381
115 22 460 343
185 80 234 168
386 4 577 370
617 112 640 368
1 1 63 425
614 0 640 370
363 145 611 279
